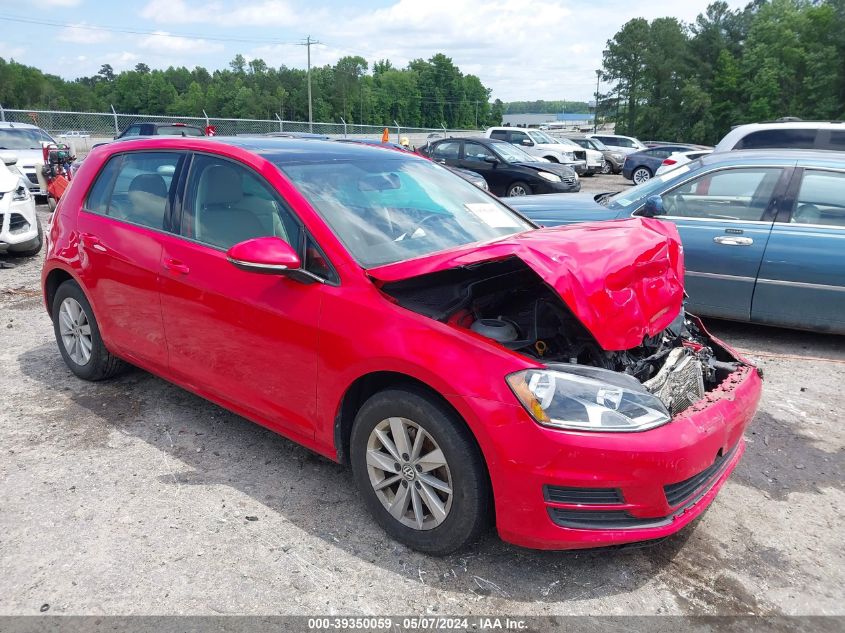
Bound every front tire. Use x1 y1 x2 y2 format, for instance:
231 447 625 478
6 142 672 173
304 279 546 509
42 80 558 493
632 166 652 184
506 181 531 197
350 388 490 555
601 160 613 175
52 280 125 381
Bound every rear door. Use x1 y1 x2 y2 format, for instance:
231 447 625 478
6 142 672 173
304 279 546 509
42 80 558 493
645 166 790 320
429 140 462 168
752 167 845 333
76 150 186 368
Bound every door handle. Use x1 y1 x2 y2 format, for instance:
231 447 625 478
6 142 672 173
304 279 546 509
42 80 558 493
80 232 107 252
713 236 754 246
163 258 190 274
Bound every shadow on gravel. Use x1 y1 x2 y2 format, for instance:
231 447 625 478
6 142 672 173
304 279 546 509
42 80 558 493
18 341 797 612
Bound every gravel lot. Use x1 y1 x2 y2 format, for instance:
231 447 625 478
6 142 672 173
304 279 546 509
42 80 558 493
0 200 842 618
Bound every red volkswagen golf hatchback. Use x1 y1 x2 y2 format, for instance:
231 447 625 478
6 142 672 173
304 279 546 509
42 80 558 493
42 137 762 554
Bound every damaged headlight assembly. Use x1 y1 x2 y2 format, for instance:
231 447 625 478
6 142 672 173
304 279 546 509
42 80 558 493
507 365 671 432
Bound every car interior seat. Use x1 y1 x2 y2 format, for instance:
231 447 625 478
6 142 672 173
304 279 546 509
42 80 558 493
195 164 268 248
127 173 169 228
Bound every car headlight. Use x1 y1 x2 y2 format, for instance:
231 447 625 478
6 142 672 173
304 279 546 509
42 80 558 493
537 171 562 183
479 179 489 191
506 366 671 432
12 182 30 202
561 152 575 161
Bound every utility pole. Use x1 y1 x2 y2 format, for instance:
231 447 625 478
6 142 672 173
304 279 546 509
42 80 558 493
298 35 322 132
594 70 601 133
475 100 478 128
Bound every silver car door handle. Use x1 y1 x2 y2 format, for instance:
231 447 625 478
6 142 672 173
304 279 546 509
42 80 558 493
713 236 754 246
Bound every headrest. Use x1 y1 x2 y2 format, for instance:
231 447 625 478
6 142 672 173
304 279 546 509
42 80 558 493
199 164 242 205
129 173 168 198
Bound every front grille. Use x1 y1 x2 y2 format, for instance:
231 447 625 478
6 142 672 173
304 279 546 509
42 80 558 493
574 150 586 161
26 173 39 184
664 444 737 507
9 213 30 233
544 485 623 504
548 508 669 530
562 174 577 186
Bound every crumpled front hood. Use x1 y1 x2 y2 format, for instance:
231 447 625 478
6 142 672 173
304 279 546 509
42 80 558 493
368 218 685 351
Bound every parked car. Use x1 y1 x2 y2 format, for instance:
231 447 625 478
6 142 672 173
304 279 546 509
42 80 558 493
42 136 761 554
549 136 603 176
420 136 580 195
0 152 42 256
507 149 845 333
642 140 680 147
484 127 587 174
567 136 626 174
59 131 91 139
115 122 205 139
336 138 490 191
586 133 647 155
623 145 705 184
714 121 845 153
0 121 56 197
655 149 713 176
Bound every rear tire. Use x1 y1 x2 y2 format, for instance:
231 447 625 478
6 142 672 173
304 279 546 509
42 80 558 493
506 181 531 197
52 280 125 381
350 388 490 555
632 166 652 184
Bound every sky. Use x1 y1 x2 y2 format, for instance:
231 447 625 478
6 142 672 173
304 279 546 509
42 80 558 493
0 0 749 103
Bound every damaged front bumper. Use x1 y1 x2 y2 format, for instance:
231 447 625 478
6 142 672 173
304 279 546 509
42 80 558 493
461 321 762 550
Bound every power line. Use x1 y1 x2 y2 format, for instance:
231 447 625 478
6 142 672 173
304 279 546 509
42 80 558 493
0 14 301 45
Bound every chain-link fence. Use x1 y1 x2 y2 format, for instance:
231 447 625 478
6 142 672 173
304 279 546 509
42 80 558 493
0 106 477 154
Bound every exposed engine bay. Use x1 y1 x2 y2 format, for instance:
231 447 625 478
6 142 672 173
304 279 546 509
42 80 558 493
379 257 743 416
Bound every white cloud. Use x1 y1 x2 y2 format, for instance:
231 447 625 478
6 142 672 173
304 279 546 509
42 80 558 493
141 0 299 26
139 31 225 53
58 23 113 44
0 44 26 60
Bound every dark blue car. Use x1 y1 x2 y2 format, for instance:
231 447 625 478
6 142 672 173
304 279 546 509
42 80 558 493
622 145 704 184
507 150 845 334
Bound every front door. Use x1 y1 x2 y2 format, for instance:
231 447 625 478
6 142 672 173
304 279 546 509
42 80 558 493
752 167 845 332
75 150 185 368
158 153 323 438
648 166 788 320
458 141 500 193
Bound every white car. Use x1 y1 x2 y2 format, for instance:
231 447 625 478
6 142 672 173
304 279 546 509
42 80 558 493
484 127 588 175
549 136 604 175
713 121 845 152
585 133 647 156
654 149 713 176
59 130 91 139
0 153 42 256
0 122 56 197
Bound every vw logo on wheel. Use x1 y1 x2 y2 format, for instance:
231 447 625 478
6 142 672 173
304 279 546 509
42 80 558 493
401 464 416 481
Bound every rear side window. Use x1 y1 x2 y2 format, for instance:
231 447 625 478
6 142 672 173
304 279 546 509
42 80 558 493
430 141 460 160
736 129 816 150
792 170 845 227
156 125 204 137
489 130 508 140
824 131 845 151
84 152 184 231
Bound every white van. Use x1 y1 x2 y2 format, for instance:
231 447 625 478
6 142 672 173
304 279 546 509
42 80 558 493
713 121 845 152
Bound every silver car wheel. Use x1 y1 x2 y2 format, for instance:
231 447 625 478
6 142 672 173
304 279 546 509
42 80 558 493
601 160 612 174
633 167 651 184
508 185 529 196
366 417 453 531
58 297 93 366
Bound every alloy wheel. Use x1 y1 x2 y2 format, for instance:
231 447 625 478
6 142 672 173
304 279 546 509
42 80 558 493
366 417 453 530
633 167 651 184
509 185 528 196
58 297 93 366
601 160 612 174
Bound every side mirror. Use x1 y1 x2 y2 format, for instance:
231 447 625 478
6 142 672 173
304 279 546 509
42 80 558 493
641 195 665 217
483 156 499 164
227 237 301 275
521 139 533 146
1 152 18 166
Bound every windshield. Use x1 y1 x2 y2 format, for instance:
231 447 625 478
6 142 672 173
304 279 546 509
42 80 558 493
585 138 608 150
275 156 533 267
490 140 541 163
527 130 557 144
605 162 698 210
553 136 580 147
0 127 54 150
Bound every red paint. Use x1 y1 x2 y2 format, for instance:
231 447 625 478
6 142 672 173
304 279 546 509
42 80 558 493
42 138 762 550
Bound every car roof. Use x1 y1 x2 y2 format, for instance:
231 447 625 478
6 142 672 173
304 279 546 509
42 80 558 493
699 148 845 167
0 121 41 129
97 135 427 164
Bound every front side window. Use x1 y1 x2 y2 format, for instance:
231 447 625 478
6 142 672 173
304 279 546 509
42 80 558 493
791 170 845 227
509 130 531 145
85 152 183 231
274 155 533 268
658 168 782 221
430 141 460 161
615 137 636 148
183 154 301 250
736 129 816 150
121 125 142 137
463 142 496 162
